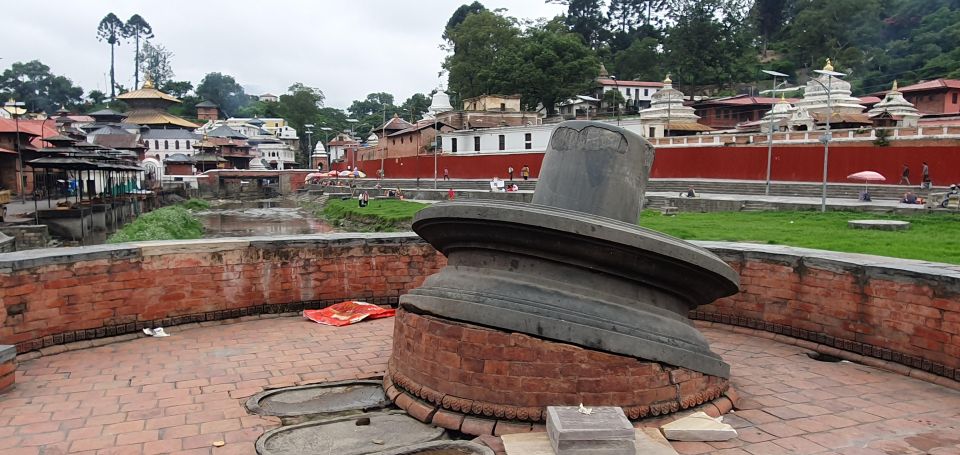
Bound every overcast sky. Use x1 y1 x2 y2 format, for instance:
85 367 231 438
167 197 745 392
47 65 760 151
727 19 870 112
3 1 565 109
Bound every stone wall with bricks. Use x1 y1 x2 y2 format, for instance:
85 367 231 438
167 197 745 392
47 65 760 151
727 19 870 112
0 225 50 251
693 242 960 383
0 234 445 354
0 345 14 393
0 235 958 384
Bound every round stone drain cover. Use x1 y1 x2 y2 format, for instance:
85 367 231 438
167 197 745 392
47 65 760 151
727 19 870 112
255 411 446 455
370 440 495 455
246 380 388 417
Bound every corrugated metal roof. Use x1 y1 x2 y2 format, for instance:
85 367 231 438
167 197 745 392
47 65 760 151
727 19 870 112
124 111 199 129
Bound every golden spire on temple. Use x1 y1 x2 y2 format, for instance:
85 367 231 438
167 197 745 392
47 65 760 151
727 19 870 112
892 80 899 91
823 58 834 72
663 73 672 85
143 77 154 89
779 93 788 103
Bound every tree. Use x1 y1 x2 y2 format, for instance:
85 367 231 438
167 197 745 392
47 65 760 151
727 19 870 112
139 41 174 87
400 93 432 121
96 13 126 99
0 60 84 114
160 80 193 99
613 36 662 81
549 0 609 48
279 83 326 164
348 92 395 119
196 72 248 117
750 0 790 57
444 10 522 100
444 1 487 40
87 90 107 106
513 20 599 114
602 88 626 113
124 14 154 89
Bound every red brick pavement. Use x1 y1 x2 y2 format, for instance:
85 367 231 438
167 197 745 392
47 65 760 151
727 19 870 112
1 317 959 454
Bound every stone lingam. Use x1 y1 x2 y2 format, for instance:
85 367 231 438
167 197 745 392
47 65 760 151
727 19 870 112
385 121 740 434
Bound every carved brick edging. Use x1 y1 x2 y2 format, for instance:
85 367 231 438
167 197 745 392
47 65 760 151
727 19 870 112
384 374 739 436
14 296 399 355
692 313 960 390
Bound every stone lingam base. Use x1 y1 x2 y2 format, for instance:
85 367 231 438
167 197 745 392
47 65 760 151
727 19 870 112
384 309 733 436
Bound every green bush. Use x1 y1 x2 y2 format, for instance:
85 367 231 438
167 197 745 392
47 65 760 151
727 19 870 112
179 198 210 211
320 198 426 232
108 206 205 243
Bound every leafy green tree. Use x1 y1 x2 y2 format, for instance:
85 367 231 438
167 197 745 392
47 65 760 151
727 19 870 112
444 10 522 100
779 0 883 71
124 14 154 89
238 100 282 118
0 60 84 113
602 88 626 113
513 20 599 114
196 72 248 117
400 93 432 121
444 1 487 41
549 0 610 47
348 92 395 118
750 0 790 57
279 83 325 163
96 13 126 99
139 41 174 87
160 80 193 99
613 37 662 81
87 90 107 106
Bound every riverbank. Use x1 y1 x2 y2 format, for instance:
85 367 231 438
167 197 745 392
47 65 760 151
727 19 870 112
303 197 427 232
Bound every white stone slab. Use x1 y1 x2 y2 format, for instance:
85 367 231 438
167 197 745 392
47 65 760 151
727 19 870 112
660 412 738 442
546 406 635 455
502 429 678 455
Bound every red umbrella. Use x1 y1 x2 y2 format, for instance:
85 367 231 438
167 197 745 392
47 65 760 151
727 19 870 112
846 171 885 182
847 171 885 196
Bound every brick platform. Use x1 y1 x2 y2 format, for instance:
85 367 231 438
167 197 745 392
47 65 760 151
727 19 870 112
385 309 730 434
2 316 959 454
0 345 14 393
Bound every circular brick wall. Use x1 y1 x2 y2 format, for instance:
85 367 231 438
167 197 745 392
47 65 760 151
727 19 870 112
386 308 728 427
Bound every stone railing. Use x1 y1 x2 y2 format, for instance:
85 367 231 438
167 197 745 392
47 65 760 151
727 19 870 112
0 235 957 387
649 126 960 147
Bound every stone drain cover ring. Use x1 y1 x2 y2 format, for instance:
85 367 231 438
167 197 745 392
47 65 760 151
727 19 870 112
246 380 389 417
255 411 445 455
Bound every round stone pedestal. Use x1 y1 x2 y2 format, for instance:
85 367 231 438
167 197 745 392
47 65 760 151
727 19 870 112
384 309 729 434
848 220 911 231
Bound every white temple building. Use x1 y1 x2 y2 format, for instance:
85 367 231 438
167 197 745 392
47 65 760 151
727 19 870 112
759 95 796 133
793 59 870 128
867 81 921 128
638 75 712 136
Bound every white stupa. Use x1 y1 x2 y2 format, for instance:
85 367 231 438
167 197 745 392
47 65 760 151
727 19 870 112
366 133 379 146
794 59 867 122
760 95 795 133
867 80 921 128
639 75 708 134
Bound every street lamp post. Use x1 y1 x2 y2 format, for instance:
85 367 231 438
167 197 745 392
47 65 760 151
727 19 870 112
380 96 387 181
304 123 314 171
3 99 27 202
346 119 359 170
812 66 846 212
761 70 789 196
610 76 621 126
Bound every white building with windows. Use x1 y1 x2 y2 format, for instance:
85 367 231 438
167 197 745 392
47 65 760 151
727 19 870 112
141 128 202 161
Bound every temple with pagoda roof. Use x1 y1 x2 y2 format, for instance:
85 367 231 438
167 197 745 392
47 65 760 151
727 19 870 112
868 81 921 128
117 79 198 130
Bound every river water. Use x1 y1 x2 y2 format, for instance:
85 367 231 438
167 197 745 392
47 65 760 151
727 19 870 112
195 199 334 238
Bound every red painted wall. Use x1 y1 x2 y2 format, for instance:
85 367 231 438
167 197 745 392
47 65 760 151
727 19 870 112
339 145 960 185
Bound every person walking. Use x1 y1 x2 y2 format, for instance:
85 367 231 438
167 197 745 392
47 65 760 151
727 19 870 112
900 164 910 185
521 164 530 181
507 165 515 181
921 161 931 190
443 168 449 180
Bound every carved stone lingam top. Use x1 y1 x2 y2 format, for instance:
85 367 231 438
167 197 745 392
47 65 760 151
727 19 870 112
400 121 739 378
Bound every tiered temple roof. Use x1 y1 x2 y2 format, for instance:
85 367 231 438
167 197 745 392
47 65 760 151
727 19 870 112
793 59 869 124
867 81 921 127
639 75 712 132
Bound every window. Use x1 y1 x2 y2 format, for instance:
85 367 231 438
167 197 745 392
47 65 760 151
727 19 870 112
498 135 505 151
524 132 532 150
451 138 457 153
649 127 656 137
500 103 506 112
644 89 649 97
175 140 179 150
392 139 396 145
953 93 958 104
154 140 159 149
164 140 169 149
474 136 480 151
186 141 191 149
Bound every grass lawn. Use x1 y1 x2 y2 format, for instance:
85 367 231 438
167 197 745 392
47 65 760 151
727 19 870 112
639 210 960 264
321 198 428 231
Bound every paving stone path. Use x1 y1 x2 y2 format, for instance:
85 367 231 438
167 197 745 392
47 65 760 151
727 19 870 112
1 317 959 454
